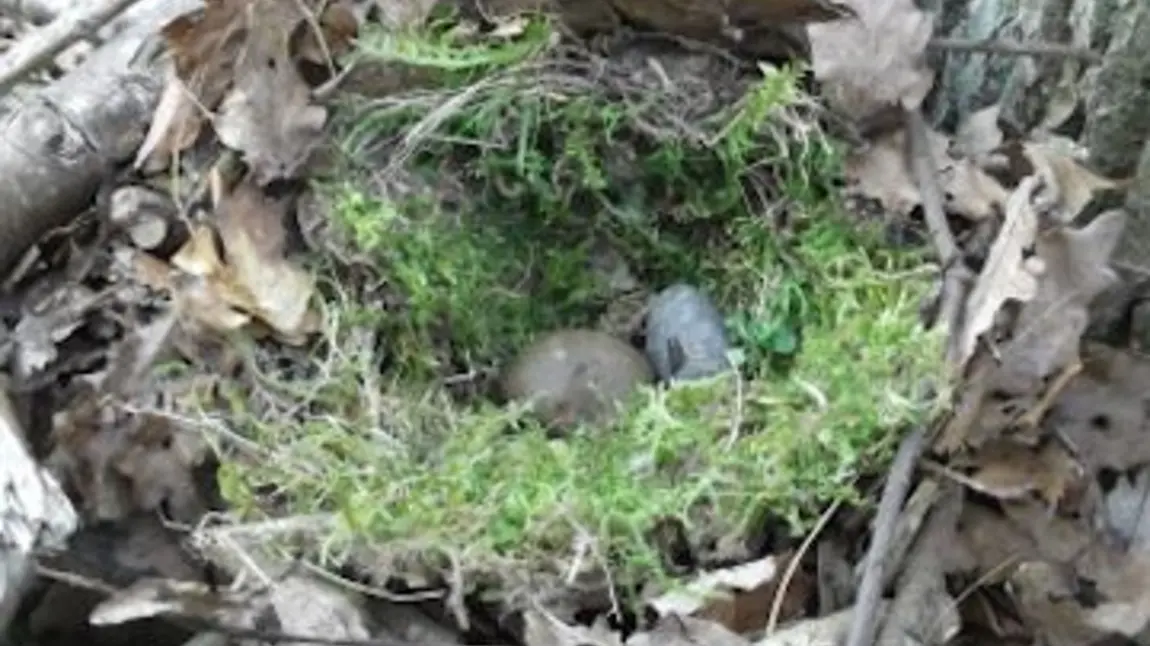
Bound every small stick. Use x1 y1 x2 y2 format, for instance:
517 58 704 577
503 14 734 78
928 37 1102 63
843 425 926 646
904 108 973 370
0 0 141 95
765 499 842 635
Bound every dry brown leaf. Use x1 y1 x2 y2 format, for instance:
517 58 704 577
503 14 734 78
1024 142 1119 222
136 0 250 169
955 176 1045 367
1011 546 1150 644
964 440 1084 506
214 0 328 183
845 124 1007 219
214 180 319 343
648 554 808 633
1046 344 1150 473
941 157 1009 220
844 128 924 215
952 104 1003 160
294 1 360 65
1009 560 1109 646
170 224 254 334
133 64 206 171
1005 209 1124 379
806 0 933 120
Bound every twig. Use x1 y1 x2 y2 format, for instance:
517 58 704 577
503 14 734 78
0 0 141 95
928 37 1102 63
765 499 842 636
843 425 926 646
904 108 973 369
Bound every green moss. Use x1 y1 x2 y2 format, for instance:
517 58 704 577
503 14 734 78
211 18 947 591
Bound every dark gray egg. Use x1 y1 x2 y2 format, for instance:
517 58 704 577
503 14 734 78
644 283 732 381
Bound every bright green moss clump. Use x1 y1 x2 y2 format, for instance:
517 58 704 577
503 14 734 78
212 16 946 589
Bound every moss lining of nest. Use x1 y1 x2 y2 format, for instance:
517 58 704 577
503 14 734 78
211 16 946 593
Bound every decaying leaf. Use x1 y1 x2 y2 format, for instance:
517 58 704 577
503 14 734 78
138 0 344 174
214 180 320 343
806 0 933 120
165 180 320 343
952 104 1003 161
647 554 808 633
1046 344 1150 473
1099 466 1150 549
962 440 1083 506
845 123 1008 220
1023 142 1120 223
1005 209 1125 380
955 176 1045 367
214 0 329 183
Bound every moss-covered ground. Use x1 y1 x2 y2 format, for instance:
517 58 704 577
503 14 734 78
208 14 946 596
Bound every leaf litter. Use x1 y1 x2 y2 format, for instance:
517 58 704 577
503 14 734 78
4 0 1150 643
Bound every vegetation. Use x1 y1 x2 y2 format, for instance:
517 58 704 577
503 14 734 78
211 15 947 592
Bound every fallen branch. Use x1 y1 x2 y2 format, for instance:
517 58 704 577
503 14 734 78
904 108 973 370
843 425 926 646
0 0 145 95
0 0 197 273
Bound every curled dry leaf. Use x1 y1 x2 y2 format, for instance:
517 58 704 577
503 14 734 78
962 440 1084 506
952 104 1004 161
166 181 320 344
647 554 808 633
955 176 1044 368
1023 142 1120 223
214 180 320 343
1006 210 1124 379
845 124 1008 220
806 0 933 120
214 0 329 183
136 0 250 169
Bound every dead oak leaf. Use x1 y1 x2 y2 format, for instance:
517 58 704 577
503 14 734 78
955 176 1045 367
963 440 1084 506
1006 209 1125 382
942 157 1009 220
806 0 933 120
136 0 250 169
845 124 1007 219
170 224 254 335
1024 142 1120 222
215 180 319 344
214 0 328 183
952 104 1003 160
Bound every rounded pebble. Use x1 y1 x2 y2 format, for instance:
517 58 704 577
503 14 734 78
644 283 732 381
502 329 654 429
